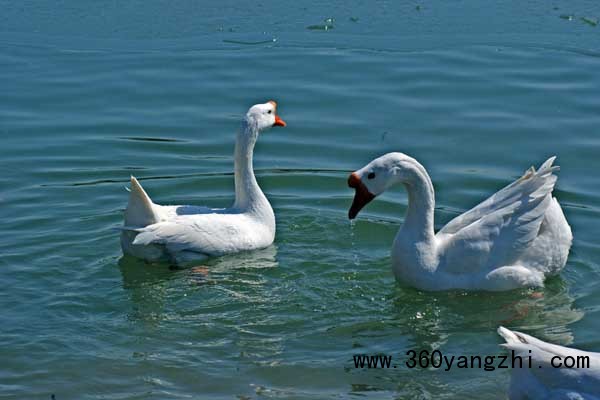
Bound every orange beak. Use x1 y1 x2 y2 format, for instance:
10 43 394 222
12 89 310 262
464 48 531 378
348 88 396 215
268 100 287 127
274 115 286 127
348 172 375 219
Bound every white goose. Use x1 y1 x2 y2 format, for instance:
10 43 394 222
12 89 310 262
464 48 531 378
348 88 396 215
347 153 572 291
120 101 286 264
498 326 600 399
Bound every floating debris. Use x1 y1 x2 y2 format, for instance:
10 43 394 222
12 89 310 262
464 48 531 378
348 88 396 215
581 16 598 26
223 38 277 45
350 16 359 22
559 13 598 26
307 17 335 31
306 24 333 31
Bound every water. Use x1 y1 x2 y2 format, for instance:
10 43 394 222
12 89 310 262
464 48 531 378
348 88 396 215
2 1 600 398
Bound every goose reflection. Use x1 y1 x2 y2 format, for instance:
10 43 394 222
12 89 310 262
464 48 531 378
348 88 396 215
390 275 583 351
118 245 279 323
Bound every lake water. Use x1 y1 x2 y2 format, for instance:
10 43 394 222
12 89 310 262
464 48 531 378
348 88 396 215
2 1 600 398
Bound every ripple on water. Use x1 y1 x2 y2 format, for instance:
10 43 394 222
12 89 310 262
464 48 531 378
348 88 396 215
2 24 600 398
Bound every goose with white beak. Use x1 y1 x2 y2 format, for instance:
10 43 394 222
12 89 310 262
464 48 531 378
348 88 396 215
120 101 286 264
348 153 572 291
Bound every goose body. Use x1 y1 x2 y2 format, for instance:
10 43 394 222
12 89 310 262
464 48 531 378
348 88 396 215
348 153 572 291
498 327 600 399
120 101 286 264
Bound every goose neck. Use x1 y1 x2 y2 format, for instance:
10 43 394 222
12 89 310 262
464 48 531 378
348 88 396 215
233 121 266 212
401 167 436 242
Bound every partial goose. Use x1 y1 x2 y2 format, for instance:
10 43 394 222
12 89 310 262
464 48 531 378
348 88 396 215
498 326 600 399
348 153 572 291
121 101 286 264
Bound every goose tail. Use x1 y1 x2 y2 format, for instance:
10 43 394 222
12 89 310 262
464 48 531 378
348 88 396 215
124 176 159 227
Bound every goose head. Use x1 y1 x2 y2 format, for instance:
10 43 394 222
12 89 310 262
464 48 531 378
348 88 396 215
348 152 421 219
245 100 286 131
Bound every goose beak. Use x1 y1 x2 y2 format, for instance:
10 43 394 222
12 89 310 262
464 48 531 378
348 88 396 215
268 100 287 127
348 172 375 219
274 115 286 127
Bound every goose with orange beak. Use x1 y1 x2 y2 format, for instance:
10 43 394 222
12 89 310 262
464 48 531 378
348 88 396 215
347 152 572 291
120 100 286 265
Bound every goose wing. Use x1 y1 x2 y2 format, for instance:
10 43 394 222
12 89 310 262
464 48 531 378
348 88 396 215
439 157 558 235
437 157 558 274
127 213 258 256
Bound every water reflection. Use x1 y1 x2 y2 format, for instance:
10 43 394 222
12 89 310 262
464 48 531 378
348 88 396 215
118 246 279 323
118 255 173 325
206 245 278 271
390 275 583 350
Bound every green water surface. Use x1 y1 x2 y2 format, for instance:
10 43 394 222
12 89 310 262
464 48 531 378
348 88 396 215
2 1 600 399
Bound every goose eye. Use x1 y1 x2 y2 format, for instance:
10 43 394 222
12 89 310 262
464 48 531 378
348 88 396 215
267 110 272 114
367 172 376 179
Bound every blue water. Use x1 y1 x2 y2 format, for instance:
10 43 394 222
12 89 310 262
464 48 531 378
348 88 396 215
2 1 600 398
